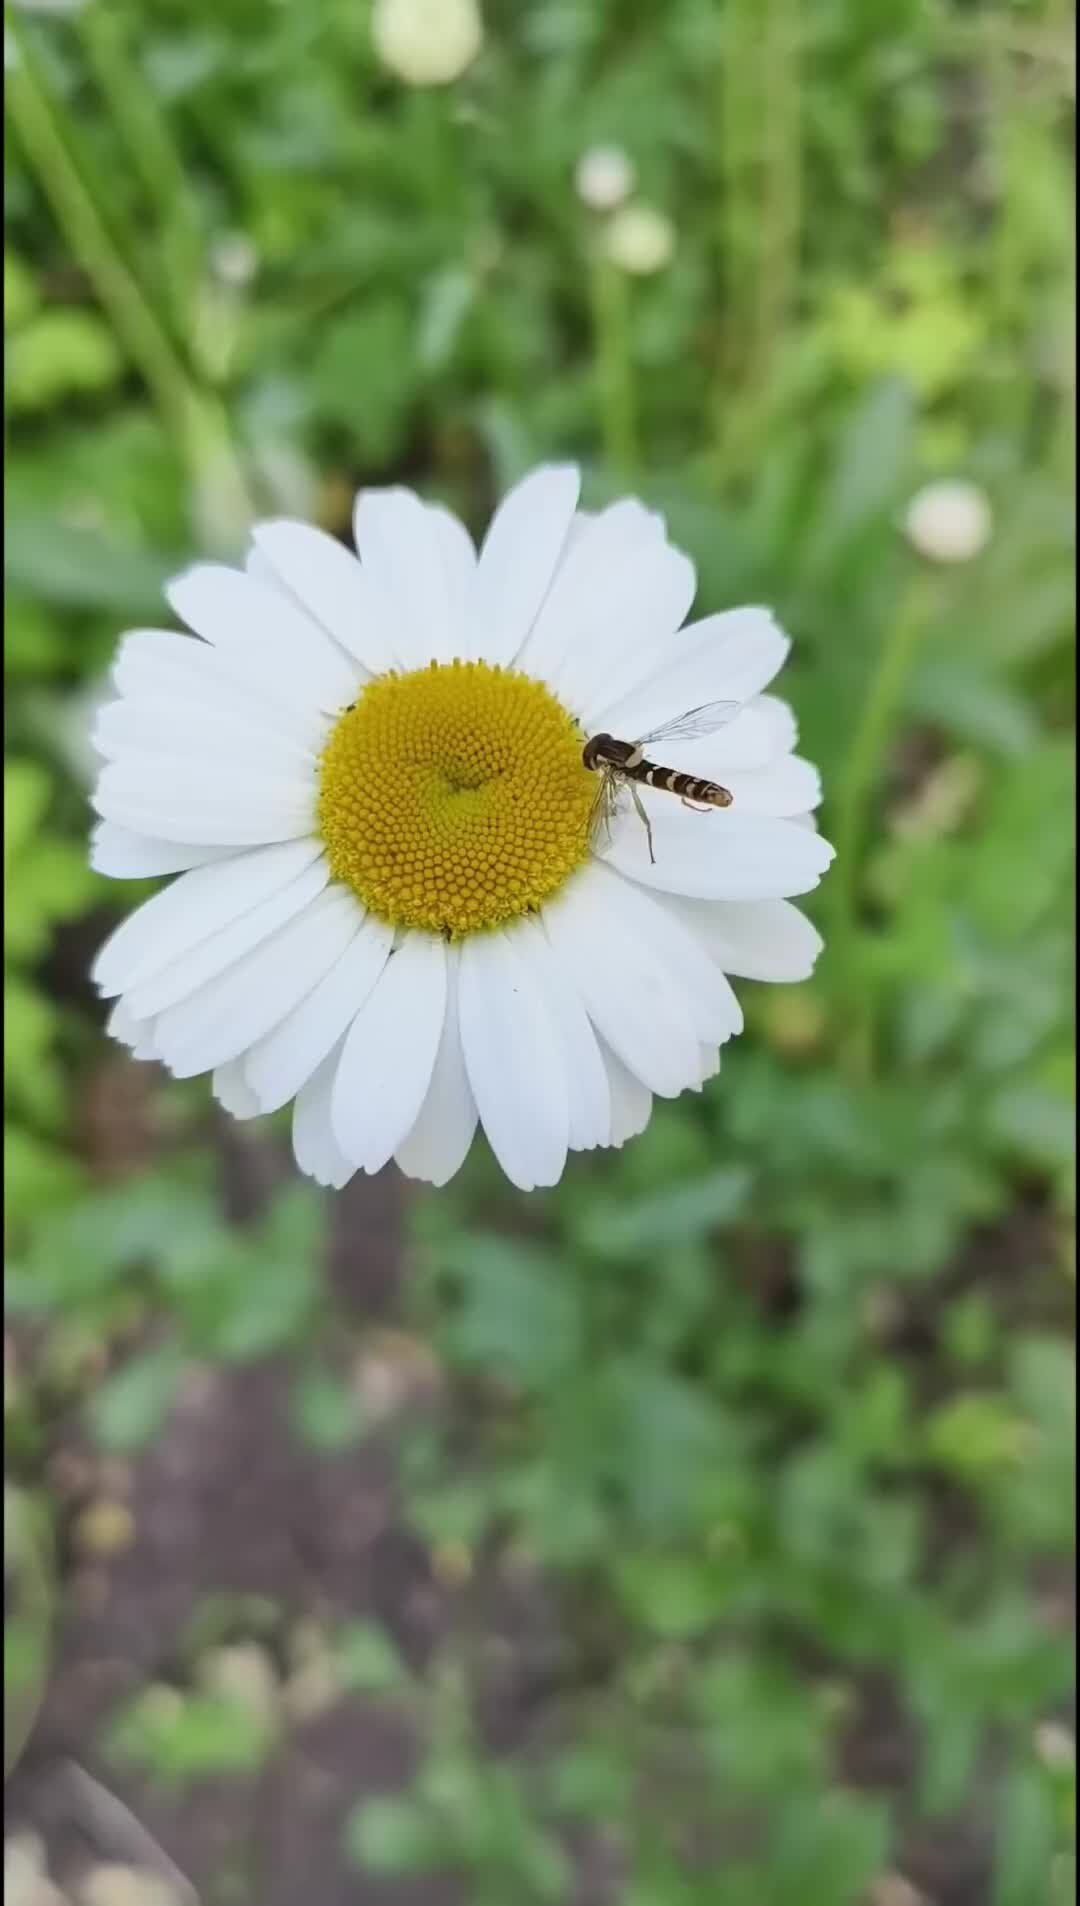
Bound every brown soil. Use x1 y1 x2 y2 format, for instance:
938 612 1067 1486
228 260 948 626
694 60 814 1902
6 1073 1064 1906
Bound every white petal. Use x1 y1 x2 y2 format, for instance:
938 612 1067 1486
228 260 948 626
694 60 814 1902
243 907 393 1113
92 696 316 773
598 1040 653 1147
107 996 155 1053
112 631 330 749
458 928 570 1190
92 757 316 846
601 806 835 900
293 1047 355 1189
394 946 478 1186
427 504 477 659
516 500 666 690
106 997 141 1045
697 1044 723 1085
93 792 314 848
712 754 822 816
93 840 323 995
331 933 448 1174
541 865 702 1097
594 608 789 739
581 863 742 1046
97 752 314 808
724 693 797 761
512 917 610 1150
153 885 360 1078
352 489 459 669
600 752 821 824
167 564 358 712
250 519 391 674
212 1060 262 1120
638 886 745 1045
661 694 799 777
125 857 330 1018
467 465 580 666
561 538 696 720
669 897 824 982
90 822 233 879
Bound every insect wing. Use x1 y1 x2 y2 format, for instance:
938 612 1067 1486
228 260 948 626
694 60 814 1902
587 767 623 847
633 700 742 748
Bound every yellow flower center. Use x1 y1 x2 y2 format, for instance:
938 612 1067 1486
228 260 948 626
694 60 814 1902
317 660 596 937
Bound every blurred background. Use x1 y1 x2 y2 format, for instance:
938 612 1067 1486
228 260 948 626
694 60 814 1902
4 2 1076 1903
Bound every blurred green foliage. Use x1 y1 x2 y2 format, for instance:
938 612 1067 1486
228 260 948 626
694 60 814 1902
3 1 1074 1902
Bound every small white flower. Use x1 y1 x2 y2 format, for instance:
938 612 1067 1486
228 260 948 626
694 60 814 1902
371 0 482 87
90 468 833 1192
575 145 636 213
903 479 992 564
209 231 258 289
1034 1721 1075 1772
604 204 676 276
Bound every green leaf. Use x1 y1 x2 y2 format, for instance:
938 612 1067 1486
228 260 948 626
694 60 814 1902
107 1688 276 1784
575 1167 750 1262
306 300 416 460
615 1553 724 1637
291 1366 363 1451
4 514 179 615
7 309 123 413
429 1234 582 1385
549 1745 631 1819
994 1765 1059 1906
4 1484 55 1779
908 653 1039 755
5 249 39 329
344 1796 443 1875
805 377 915 574
923 1391 1028 1481
3 759 50 875
417 267 475 371
90 1343 187 1452
336 1622 407 1695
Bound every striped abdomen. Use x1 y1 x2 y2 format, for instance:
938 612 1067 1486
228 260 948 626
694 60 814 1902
582 733 733 809
627 758 733 807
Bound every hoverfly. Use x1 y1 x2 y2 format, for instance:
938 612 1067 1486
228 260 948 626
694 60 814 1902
583 700 741 865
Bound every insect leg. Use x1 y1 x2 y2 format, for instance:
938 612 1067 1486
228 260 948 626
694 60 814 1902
629 782 655 864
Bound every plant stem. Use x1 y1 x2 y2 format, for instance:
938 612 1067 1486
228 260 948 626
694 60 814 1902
8 17 191 431
754 0 801 395
6 11 255 548
76 0 204 330
590 249 638 480
711 0 762 480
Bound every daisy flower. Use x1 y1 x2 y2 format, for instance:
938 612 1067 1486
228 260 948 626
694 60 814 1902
90 467 834 1191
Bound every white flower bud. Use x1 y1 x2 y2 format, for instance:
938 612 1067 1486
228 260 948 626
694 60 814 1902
903 479 992 564
575 145 636 212
1035 1721 1075 1771
209 232 258 289
604 204 676 277
371 0 482 87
